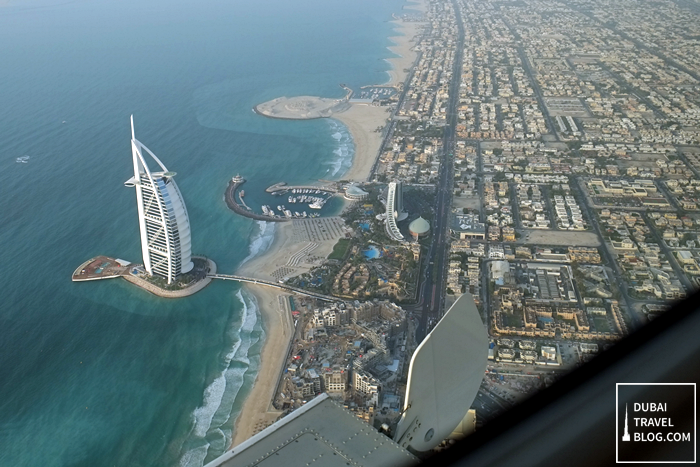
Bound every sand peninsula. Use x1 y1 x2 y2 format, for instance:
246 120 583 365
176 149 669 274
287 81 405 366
254 95 352 120
254 90 390 184
230 0 427 447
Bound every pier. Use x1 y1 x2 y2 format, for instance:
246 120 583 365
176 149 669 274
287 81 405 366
73 255 340 302
209 274 341 302
237 189 252 211
225 175 289 222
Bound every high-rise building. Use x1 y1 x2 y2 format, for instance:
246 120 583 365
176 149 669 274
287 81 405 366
124 116 194 284
385 181 409 241
394 181 407 221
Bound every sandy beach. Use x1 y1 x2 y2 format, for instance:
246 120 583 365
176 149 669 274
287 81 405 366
334 103 391 182
237 219 348 283
230 219 348 446
229 284 292 447
386 19 425 87
229 0 427 449
334 9 426 182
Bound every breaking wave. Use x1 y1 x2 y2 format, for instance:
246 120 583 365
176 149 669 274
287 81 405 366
239 220 276 266
326 119 354 179
178 290 262 467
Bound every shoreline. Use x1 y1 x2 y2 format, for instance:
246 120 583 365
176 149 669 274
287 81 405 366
332 12 426 183
333 103 391 182
230 283 293 447
384 19 426 88
227 0 427 450
228 219 344 446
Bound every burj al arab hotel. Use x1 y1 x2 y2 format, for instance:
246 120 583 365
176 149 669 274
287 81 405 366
124 116 194 284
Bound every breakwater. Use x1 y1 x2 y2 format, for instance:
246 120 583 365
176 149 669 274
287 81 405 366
225 176 289 222
265 181 338 194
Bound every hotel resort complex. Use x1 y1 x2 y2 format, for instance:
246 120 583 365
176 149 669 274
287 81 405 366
124 116 194 284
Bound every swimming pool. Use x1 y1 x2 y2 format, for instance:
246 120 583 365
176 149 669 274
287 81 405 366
363 246 381 259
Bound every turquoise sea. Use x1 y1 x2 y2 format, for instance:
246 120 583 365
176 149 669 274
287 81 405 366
0 0 409 465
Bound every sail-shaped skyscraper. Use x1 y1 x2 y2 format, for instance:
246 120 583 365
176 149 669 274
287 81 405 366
124 116 194 284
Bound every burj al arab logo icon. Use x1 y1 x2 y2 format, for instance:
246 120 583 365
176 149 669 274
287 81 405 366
622 403 631 442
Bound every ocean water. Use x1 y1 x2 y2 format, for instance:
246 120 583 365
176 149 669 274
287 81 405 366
0 0 408 465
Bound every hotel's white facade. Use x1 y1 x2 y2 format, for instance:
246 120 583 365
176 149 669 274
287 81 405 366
385 181 408 242
125 116 194 284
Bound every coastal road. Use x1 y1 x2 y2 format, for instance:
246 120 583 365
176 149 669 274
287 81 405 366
369 37 428 181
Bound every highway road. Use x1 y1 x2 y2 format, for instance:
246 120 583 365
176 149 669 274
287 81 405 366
415 0 465 340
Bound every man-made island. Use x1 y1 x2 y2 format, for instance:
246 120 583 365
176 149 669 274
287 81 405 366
73 118 218 299
73 255 216 298
254 95 351 120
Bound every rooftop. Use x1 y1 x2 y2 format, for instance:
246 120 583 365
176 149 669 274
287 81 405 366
409 216 430 235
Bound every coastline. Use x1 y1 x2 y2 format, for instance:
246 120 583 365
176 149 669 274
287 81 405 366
228 0 427 450
385 19 425 87
230 283 292 447
333 104 391 182
335 3 427 183
229 220 344 446
332 12 426 183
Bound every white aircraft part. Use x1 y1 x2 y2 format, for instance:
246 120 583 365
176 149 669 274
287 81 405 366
394 293 488 452
204 394 418 467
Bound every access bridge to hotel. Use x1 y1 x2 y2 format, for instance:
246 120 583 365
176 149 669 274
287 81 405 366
208 273 340 302
73 255 340 301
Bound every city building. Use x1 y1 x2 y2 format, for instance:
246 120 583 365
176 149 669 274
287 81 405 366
344 184 369 201
124 117 194 284
541 346 557 361
385 182 406 241
452 212 486 239
408 217 430 240
393 181 408 221
323 369 348 393
353 370 380 406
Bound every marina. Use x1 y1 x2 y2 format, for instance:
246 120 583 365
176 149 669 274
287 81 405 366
226 175 341 222
353 85 397 101
264 181 338 195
